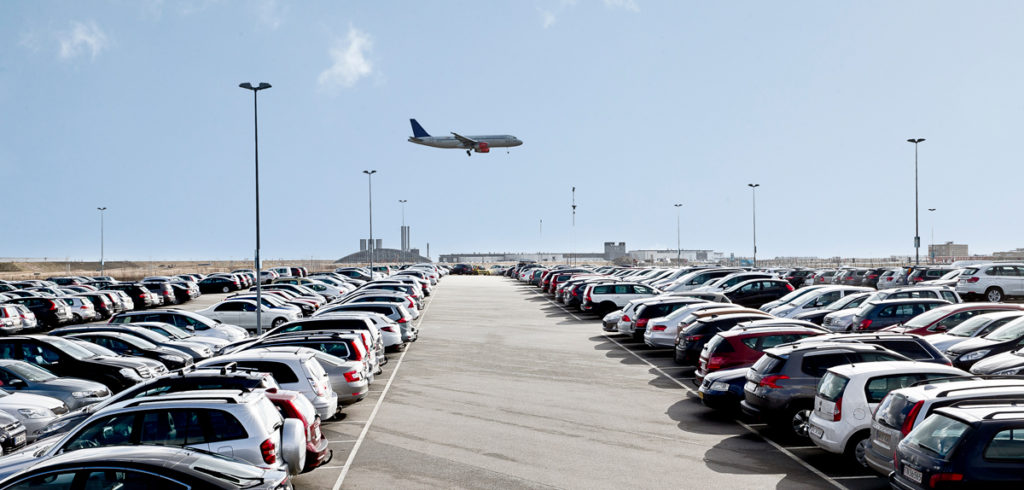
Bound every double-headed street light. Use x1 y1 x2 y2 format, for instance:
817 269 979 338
239 81 271 335
97 207 107 274
747 184 759 268
674 203 683 264
907 138 925 265
364 170 377 274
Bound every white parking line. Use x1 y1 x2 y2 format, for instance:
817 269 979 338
330 295 432 490
831 475 881 480
530 290 584 321
601 334 846 490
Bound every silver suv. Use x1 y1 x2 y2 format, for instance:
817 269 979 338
0 390 306 478
956 263 1024 302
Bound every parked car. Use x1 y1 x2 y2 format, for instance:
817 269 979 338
196 299 301 333
264 386 331 472
806 361 965 466
945 316 1024 370
696 366 750 412
695 325 823 385
199 275 241 293
0 412 26 456
0 335 160 393
581 282 659 314
891 403 1024 489
768 286 870 319
0 360 109 411
109 309 249 342
674 311 773 365
883 302 1024 336
956 263 1024 302
925 311 1024 352
794 292 872 326
848 298 950 332
103 283 155 310
0 307 22 336
2 298 71 329
722 279 793 308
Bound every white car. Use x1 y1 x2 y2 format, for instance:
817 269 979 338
642 302 734 348
955 263 1024 302
196 299 301 333
769 286 872 319
807 361 965 466
618 297 703 339
759 285 831 312
925 310 1024 352
580 282 659 314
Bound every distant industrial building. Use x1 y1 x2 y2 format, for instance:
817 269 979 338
929 242 969 260
438 241 726 264
627 249 724 263
992 247 1024 261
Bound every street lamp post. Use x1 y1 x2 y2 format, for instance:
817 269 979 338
239 81 271 335
907 138 925 265
747 184 759 268
364 170 377 274
97 207 107 274
571 186 576 267
674 203 682 264
928 208 936 264
399 199 408 253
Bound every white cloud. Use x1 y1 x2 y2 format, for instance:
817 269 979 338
603 0 639 11
317 27 374 90
539 8 557 29
57 21 109 60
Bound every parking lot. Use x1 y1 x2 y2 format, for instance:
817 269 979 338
189 275 886 489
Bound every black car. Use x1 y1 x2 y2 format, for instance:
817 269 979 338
860 267 888 289
450 264 474 275
142 282 177 306
797 332 952 364
849 298 950 332
697 366 749 412
723 279 793 309
782 269 815 289
36 364 278 440
0 335 154 393
2 297 72 328
104 283 154 310
674 312 773 365
970 347 1024 375
74 293 115 319
199 276 239 294
946 316 1024 370
60 331 192 370
891 403 1024 490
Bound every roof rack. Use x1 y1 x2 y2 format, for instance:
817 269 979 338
124 392 246 407
932 381 1024 398
911 375 1024 388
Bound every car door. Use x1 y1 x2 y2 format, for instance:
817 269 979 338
237 301 260 329
733 282 760 307
138 408 211 453
211 302 244 326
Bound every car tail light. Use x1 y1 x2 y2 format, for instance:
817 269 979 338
408 299 415 308
636 318 649 328
381 326 396 332
758 374 789 389
886 277 893 281
260 438 277 464
80 305 89 310
343 370 361 382
707 356 725 370
138 294 147 299
833 397 843 422
586 291 592 303
967 277 980 283
913 277 924 283
857 319 872 331
351 346 363 361
929 473 964 487
685 334 704 343
785 284 794 291
48 301 56 311
651 325 667 332
308 377 326 397
902 401 924 436
397 317 408 323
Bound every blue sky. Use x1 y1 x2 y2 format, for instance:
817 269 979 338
1 1 1022 261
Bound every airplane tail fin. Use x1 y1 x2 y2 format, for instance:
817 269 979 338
410 119 430 138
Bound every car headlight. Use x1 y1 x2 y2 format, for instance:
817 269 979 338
119 368 141 380
159 354 184 363
709 381 731 392
18 408 51 419
71 391 96 399
993 367 1024 376
43 418 71 432
958 349 991 362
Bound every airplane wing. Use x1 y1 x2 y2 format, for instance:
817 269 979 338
451 132 477 147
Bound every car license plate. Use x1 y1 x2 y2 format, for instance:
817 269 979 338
698 391 704 399
808 424 824 439
903 466 923 484
14 434 24 446
744 381 756 393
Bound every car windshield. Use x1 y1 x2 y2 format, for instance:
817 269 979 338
985 318 1024 342
825 293 868 312
5 362 57 382
48 337 97 360
947 315 997 338
901 307 949 328
939 270 962 280
155 324 192 339
773 287 816 305
904 414 969 459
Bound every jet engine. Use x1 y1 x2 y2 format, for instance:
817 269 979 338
473 142 490 153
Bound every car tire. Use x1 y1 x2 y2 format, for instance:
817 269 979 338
673 347 686 365
986 287 1004 303
71 314 81 323
599 302 617 315
271 317 286 328
845 431 870 468
221 286 230 293
789 405 812 438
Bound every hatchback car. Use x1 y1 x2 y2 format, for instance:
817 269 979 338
674 311 774 365
0 360 109 411
722 279 793 309
695 325 823 385
849 298 950 332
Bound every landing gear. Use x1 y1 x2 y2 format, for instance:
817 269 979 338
466 149 472 156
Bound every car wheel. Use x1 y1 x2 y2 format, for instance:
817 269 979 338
222 286 230 293
673 347 686 365
986 287 1004 302
789 406 812 438
847 435 870 468
271 317 286 328
71 314 81 323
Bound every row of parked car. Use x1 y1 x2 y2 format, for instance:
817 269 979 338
0 263 447 489
508 262 1024 489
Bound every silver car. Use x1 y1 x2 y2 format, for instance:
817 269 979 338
0 389 68 442
0 360 109 411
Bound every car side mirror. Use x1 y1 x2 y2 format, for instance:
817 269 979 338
8 378 24 389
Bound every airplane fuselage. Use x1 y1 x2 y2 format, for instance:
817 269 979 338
407 135 522 149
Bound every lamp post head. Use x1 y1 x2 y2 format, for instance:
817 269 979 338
239 82 272 91
674 203 682 208
363 170 376 176
748 183 759 188
907 138 925 144
97 207 106 211
928 208 936 212
399 199 407 204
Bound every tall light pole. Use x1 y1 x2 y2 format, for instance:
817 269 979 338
674 203 683 264
364 170 377 274
97 207 107 275
399 199 407 227
571 186 576 267
907 138 925 265
928 208 936 264
747 184 759 268
399 199 408 253
239 81 271 335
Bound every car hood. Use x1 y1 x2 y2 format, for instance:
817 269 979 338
704 366 750 383
0 392 65 412
87 355 152 370
970 350 1024 373
824 308 858 320
947 336 999 354
38 377 109 393
925 334 971 352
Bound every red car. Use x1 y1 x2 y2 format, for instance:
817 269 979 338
694 325 824 385
881 302 1024 336
265 388 331 472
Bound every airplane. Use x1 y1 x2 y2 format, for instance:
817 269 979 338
407 119 522 156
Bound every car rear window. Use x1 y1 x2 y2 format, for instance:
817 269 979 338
229 361 298 384
751 353 784 374
876 392 915 429
961 268 978 277
801 353 852 377
817 372 849 402
903 414 968 459
706 335 734 355
868 340 931 360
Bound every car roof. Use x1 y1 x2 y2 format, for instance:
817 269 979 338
765 341 894 356
826 360 963 377
719 325 824 337
934 402 1024 423
866 298 950 306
